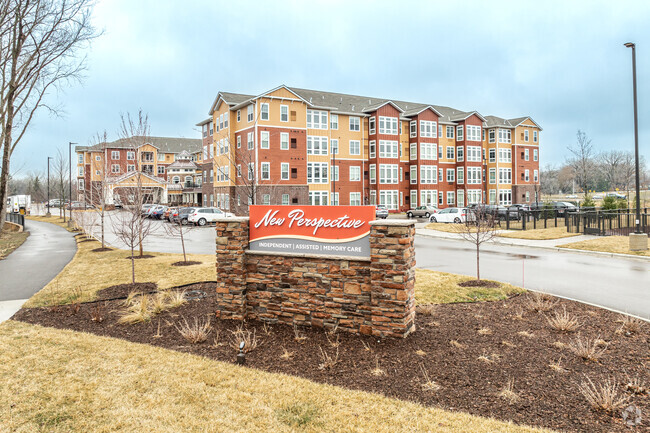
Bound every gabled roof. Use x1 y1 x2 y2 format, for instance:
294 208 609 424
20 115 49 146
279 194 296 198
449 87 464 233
362 100 405 114
508 116 543 131
209 91 255 115
402 105 443 118
78 137 201 154
107 170 167 185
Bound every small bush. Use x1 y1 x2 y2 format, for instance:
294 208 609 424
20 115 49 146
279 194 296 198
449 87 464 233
229 324 258 353
568 336 606 361
546 307 581 332
581 195 596 208
526 293 558 312
164 290 187 309
174 316 212 344
498 379 520 404
617 314 644 335
318 346 339 370
578 376 629 414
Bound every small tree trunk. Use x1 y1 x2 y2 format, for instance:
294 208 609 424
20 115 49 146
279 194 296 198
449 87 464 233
180 224 187 263
138 229 143 257
131 246 135 284
476 242 481 282
100 211 105 248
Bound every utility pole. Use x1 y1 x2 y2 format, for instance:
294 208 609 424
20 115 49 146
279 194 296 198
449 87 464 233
47 156 52 217
68 141 77 225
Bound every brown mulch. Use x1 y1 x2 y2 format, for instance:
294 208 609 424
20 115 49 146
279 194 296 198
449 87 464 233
171 261 202 267
123 255 155 260
457 279 500 288
91 247 113 253
76 239 97 244
12 290 650 433
94 282 158 301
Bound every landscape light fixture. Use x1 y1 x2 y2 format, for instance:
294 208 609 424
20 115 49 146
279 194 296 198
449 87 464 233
623 42 642 234
237 341 246 365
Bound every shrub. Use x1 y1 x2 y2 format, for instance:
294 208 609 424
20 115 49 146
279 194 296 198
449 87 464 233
617 314 644 335
318 346 339 370
546 307 581 332
526 292 558 312
229 324 258 353
601 195 618 211
174 316 212 344
578 376 629 414
568 336 606 361
581 195 596 208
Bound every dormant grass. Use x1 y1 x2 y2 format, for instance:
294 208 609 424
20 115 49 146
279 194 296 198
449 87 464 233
546 307 581 333
578 376 629 414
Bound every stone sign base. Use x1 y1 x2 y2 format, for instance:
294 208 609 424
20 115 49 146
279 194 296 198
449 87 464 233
215 218 416 338
629 232 648 252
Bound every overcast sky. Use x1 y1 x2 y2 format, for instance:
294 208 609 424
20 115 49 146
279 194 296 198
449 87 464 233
11 0 650 176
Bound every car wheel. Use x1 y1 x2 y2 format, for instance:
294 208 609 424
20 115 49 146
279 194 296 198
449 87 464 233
198 218 207 226
406 212 412 218
454 217 461 223
181 219 188 226
430 216 437 223
424 212 430 218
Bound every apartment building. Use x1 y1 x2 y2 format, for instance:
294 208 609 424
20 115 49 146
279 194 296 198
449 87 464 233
197 118 215 207
75 136 203 206
206 85 541 214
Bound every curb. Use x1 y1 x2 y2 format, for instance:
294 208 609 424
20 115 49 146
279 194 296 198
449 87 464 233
415 231 650 262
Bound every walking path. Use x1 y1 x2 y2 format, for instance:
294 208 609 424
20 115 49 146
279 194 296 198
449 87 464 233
0 220 77 322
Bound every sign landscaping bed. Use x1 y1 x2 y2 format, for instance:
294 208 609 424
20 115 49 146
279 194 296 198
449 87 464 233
12 287 649 433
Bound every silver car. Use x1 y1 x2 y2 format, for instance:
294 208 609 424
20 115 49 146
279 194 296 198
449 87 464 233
406 205 438 219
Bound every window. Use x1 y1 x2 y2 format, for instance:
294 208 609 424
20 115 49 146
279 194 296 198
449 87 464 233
456 146 464 162
370 164 376 184
237 136 241 149
457 167 464 184
224 112 228 128
410 121 417 138
498 129 511 143
158 166 165 175
95 155 101 161
111 151 119 160
78 154 84 164
498 148 512 163
482 129 485 141
438 145 443 159
446 168 455 182
525 149 529 161
410 143 417 160
309 191 328 205
378 140 398 158
307 136 328 155
111 164 120 173
280 105 288 122
419 120 437 138
281 163 289 180
438 191 444 205
349 140 360 155
446 125 454 139
247 132 254 150
247 105 254 122
489 148 496 162
489 168 496 184
489 129 495 143
369 117 376 134
331 139 339 155
379 190 399 210
420 166 437 184
282 194 290 205
534 149 538 161
524 130 529 142
370 191 377 205
307 162 328 183
467 167 481 184
456 125 464 141
534 170 538 182
219 114 223 131
467 189 482 205
420 190 437 206
261 131 269 149
466 125 481 141
379 164 398 184
420 142 437 160
439 168 443 182
127 164 135 172
330 192 339 206
410 166 417 184
457 190 465 207
349 116 360 131
260 104 269 121
332 165 339 181
262 194 270 205
525 169 530 182
499 189 512 205
78 166 84 176
498 168 512 184
466 146 481 162
350 192 361 206
281 133 289 150
349 166 361 181
446 146 455 160
236 164 241 177
379 117 398 135
533 131 538 142
202 124 207 138
237 110 241 122
307 109 328 129
369 141 376 158
439 125 443 138
96 170 100 175
410 190 418 208
172 176 180 184
447 191 455 205
330 114 338 130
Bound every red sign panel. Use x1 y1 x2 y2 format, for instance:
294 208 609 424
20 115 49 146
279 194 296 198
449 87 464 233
249 205 375 257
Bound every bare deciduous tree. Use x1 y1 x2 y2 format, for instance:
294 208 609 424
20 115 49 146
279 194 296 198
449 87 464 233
51 148 68 221
0 0 98 232
566 130 596 193
88 131 109 248
453 207 499 282
111 203 152 284
162 217 194 264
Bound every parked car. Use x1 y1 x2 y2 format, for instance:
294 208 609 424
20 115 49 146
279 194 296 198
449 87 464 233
171 207 196 225
188 207 235 226
552 201 578 215
566 194 579 199
375 205 388 219
46 199 62 208
141 204 154 216
163 206 177 221
66 201 93 210
149 205 167 219
606 192 626 199
592 195 603 200
429 207 472 223
406 205 438 219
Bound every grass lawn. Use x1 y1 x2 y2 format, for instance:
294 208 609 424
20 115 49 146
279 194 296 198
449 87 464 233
26 214 78 232
0 320 551 433
0 229 29 259
498 227 580 240
425 222 469 233
24 237 215 308
415 269 525 304
557 235 650 257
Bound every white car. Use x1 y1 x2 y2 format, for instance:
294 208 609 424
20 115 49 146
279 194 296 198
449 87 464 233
188 207 235 226
429 207 472 223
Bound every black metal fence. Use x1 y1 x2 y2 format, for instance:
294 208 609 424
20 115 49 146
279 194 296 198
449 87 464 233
567 209 650 236
496 209 570 231
4 213 25 228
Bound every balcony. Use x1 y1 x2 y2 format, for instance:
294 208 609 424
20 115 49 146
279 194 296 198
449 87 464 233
183 182 202 190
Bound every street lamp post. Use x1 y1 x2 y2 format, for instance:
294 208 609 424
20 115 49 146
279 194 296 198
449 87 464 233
68 141 77 225
47 156 52 217
624 42 647 251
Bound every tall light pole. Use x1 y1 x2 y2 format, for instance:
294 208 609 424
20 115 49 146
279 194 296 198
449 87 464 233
68 141 78 225
47 156 52 217
624 42 647 250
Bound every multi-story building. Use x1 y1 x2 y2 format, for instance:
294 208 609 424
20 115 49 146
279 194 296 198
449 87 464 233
75 136 203 206
197 118 215 207
205 85 541 214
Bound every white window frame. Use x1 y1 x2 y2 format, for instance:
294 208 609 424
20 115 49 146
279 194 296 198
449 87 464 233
410 165 417 184
456 125 464 141
379 164 398 184
281 163 289 180
350 192 361 206
111 151 119 160
447 191 455 205
280 133 289 150
410 143 417 160
261 131 270 149
446 125 454 139
280 105 288 122
369 116 376 135
349 166 361 182
369 164 376 184
247 104 254 122
419 120 437 138
466 125 481 141
378 140 398 158
330 114 338 130
410 121 417 138
446 146 455 160
420 142 437 160
307 162 328 184
349 140 360 156
349 116 360 132
307 109 328 130
331 139 339 155
379 116 398 135
457 167 464 184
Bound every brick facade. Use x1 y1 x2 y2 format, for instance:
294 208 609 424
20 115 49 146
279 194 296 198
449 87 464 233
215 218 416 338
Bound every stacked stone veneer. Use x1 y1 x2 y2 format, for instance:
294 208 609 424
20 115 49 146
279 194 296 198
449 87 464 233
215 218 416 338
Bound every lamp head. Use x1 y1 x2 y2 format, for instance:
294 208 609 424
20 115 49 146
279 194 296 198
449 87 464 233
624 42 635 48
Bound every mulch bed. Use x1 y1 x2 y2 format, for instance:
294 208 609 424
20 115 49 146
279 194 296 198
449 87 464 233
457 279 500 288
123 255 155 260
91 247 113 253
12 289 649 433
94 282 158 301
76 239 96 243
171 261 202 267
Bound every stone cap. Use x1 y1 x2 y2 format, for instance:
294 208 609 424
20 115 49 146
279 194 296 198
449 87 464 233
214 217 249 223
369 219 416 227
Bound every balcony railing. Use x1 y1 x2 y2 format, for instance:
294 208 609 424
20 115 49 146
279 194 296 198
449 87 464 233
183 182 201 189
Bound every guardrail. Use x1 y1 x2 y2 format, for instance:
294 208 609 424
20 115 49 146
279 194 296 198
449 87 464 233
5 213 25 228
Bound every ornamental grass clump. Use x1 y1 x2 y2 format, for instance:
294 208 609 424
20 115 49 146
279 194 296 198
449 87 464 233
174 316 212 344
578 376 629 414
546 306 581 333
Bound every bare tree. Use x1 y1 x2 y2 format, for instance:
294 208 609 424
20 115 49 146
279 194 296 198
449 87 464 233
566 130 596 193
0 0 98 232
111 204 152 284
620 153 646 208
162 217 194 264
51 148 68 220
88 131 109 248
539 164 559 198
453 207 499 282
598 150 625 191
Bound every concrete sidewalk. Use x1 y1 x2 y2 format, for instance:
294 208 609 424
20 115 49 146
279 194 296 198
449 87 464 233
0 219 77 323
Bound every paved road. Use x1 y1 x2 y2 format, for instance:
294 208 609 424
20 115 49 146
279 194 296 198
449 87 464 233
0 220 77 321
415 236 650 319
